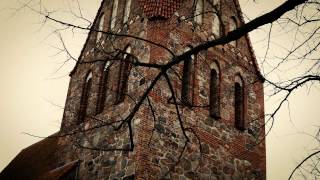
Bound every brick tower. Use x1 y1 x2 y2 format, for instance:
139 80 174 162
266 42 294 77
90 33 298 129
1 0 266 179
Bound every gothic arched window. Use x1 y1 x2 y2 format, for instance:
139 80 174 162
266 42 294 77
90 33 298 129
79 72 93 124
115 46 132 104
235 75 245 130
97 61 111 113
181 49 194 105
229 17 237 47
96 14 105 42
209 62 220 118
110 0 119 30
194 0 204 24
212 14 221 39
123 0 132 24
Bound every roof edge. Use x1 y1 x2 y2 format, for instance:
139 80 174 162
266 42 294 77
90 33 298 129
233 0 265 82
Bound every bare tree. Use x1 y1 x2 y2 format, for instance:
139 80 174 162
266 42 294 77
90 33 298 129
10 0 320 179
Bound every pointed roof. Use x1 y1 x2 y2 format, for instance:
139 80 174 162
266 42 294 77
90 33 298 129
138 0 183 19
0 133 78 180
42 160 79 180
0 134 61 180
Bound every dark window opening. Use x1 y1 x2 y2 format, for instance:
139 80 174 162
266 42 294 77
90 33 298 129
115 56 131 104
210 69 220 118
181 56 192 105
235 82 245 130
97 62 110 113
78 74 92 124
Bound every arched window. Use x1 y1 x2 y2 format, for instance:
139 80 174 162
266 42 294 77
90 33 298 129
123 0 132 24
181 48 194 105
97 61 111 113
115 46 132 104
194 0 203 24
96 14 105 42
212 14 221 39
79 72 93 124
110 0 119 30
229 17 237 47
209 62 220 118
235 75 245 130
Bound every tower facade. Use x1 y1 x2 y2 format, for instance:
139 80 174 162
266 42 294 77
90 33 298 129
60 0 266 179
1 0 266 179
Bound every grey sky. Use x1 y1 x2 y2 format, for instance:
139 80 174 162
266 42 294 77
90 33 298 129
0 0 319 179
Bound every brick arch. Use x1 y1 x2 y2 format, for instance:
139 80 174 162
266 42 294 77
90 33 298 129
138 0 183 19
234 73 243 86
210 60 220 74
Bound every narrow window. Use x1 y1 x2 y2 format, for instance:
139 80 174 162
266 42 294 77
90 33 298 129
209 63 220 118
115 47 131 104
79 72 93 124
110 0 119 30
96 14 105 42
97 61 111 113
235 76 245 130
212 14 221 39
123 0 132 24
181 54 194 105
229 17 237 47
194 0 203 24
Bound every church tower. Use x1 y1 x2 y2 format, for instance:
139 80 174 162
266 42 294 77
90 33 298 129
60 0 266 179
1 0 266 179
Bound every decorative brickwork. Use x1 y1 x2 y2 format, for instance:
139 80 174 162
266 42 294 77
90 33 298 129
138 0 183 19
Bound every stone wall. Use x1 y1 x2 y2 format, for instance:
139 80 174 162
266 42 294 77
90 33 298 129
59 0 266 179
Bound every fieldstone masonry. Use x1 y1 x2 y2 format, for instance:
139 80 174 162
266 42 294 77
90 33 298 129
58 0 266 179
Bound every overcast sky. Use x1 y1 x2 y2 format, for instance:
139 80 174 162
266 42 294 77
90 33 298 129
0 0 319 179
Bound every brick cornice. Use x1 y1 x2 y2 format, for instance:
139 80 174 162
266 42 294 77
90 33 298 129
138 0 183 19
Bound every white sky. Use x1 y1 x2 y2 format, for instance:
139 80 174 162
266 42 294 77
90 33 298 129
0 1 319 179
